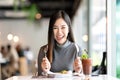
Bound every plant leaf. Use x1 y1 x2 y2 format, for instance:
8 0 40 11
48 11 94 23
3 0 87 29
81 49 88 59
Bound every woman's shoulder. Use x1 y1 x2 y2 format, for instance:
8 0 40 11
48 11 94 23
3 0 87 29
40 44 48 50
39 44 48 54
70 42 80 47
70 42 81 52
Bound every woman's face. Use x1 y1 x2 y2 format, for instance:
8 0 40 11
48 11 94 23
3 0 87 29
53 18 69 45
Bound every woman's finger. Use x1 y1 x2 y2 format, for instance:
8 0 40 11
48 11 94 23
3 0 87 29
41 57 51 73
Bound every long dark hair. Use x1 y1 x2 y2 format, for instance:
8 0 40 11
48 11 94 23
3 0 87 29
47 10 75 63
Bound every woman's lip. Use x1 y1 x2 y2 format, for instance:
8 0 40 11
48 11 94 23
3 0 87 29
56 36 64 40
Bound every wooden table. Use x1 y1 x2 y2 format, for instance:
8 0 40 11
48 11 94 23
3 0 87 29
6 75 120 80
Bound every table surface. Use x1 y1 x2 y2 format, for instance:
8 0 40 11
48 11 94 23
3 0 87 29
6 75 120 80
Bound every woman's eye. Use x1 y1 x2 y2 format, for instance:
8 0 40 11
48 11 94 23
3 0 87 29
61 27 65 29
53 27 58 29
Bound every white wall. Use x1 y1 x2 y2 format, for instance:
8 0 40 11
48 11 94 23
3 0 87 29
0 19 49 58
73 0 88 49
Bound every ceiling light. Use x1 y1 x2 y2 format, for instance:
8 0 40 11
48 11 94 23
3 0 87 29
7 34 13 41
13 36 19 42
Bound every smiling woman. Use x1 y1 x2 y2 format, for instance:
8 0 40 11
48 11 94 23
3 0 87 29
37 10 83 76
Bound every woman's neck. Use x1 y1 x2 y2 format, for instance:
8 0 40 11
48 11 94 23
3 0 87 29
56 40 70 48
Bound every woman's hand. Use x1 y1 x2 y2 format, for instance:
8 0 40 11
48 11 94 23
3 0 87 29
73 57 83 73
41 57 51 73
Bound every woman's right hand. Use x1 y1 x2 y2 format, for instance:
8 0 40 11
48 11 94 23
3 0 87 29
73 57 83 73
41 57 51 73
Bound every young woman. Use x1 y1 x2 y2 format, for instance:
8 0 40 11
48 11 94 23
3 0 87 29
38 10 83 76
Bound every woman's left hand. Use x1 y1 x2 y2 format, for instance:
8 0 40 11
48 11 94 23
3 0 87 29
73 57 83 73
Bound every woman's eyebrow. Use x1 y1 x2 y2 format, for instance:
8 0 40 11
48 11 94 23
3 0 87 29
61 24 66 26
54 24 66 27
53 25 57 27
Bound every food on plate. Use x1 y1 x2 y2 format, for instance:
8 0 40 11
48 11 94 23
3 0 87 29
60 70 68 74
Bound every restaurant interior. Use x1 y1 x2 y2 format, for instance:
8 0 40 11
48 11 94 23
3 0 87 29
0 0 120 80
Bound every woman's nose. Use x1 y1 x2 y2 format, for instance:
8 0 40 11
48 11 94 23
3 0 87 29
57 28 62 34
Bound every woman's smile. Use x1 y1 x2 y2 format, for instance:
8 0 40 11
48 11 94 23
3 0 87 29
56 35 64 40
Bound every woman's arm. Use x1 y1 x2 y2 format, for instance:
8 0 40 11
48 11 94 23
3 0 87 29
37 45 48 76
73 43 83 74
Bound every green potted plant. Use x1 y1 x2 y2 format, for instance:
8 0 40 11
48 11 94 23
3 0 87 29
13 0 39 21
81 49 92 76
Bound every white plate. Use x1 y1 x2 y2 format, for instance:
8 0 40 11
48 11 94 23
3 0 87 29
48 73 72 78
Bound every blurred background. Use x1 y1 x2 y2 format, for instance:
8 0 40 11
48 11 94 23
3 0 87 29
0 0 119 79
